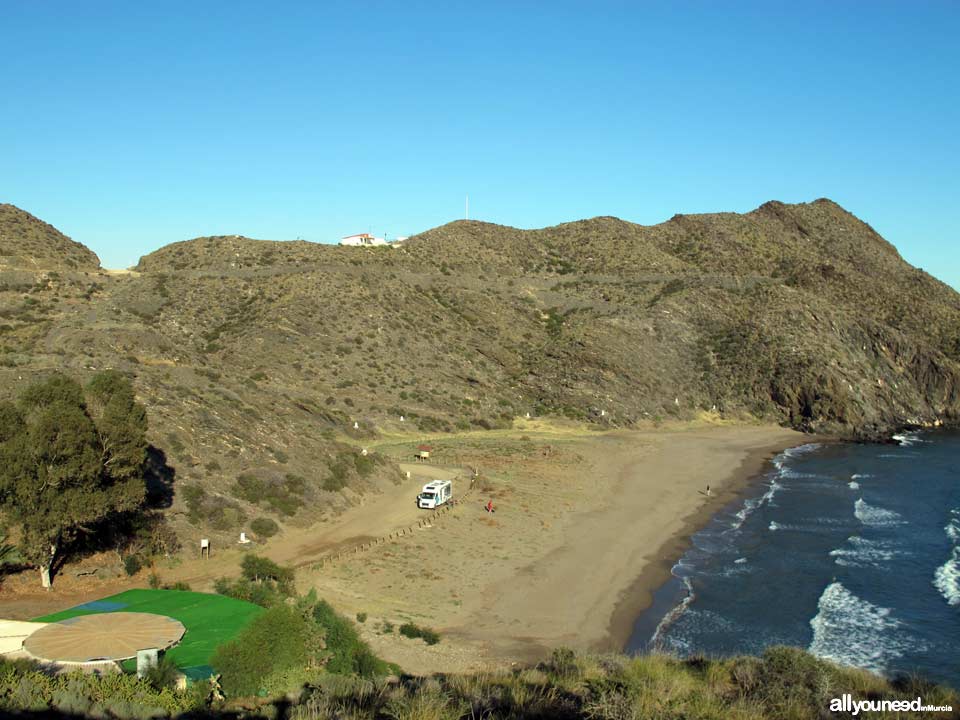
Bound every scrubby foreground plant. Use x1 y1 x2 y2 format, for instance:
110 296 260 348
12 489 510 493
3 646 955 719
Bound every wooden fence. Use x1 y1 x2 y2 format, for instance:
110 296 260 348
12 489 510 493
311 474 477 570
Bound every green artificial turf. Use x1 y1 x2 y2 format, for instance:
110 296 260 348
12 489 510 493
33 589 263 679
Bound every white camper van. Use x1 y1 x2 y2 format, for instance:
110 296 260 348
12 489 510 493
417 480 452 509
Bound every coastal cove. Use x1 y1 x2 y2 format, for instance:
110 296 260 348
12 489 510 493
290 422 811 673
626 430 960 689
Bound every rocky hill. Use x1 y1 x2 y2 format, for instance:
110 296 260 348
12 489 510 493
1 199 958 543
0 204 100 271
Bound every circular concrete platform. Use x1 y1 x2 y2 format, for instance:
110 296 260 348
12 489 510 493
23 612 185 663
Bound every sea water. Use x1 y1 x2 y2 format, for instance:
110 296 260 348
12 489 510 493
626 430 960 688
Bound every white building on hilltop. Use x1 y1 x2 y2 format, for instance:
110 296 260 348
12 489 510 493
340 232 387 246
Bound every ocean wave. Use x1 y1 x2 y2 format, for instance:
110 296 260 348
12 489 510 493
933 547 960 607
830 536 902 568
656 607 742 655
808 582 910 673
769 443 821 474
730 479 782 530
947 511 960 543
848 481 860 490
891 431 926 447
651 575 695 650
851 473 872 480
854 498 905 527
734 557 747 564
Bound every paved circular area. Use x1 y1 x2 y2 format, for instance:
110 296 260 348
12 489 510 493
23 612 185 662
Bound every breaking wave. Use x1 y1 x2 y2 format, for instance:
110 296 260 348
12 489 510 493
934 548 960 607
935 511 960 606
651 575 695 650
731 479 782 530
854 498 904 527
946 511 960 543
808 582 909 673
830 536 902 568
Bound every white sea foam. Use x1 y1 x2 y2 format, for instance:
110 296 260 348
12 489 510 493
848 481 860 490
851 473 871 480
808 582 909 673
730 445 821 531
768 521 781 531
891 431 926 447
730 479 782 530
734 557 747 564
651 575 695 650
933 548 960 607
830 536 901 568
854 498 904 527
947 511 960 543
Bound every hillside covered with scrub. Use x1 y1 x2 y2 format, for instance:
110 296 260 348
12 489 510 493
1 199 959 546
0 646 957 719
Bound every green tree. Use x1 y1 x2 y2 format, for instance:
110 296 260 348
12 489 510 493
0 373 148 588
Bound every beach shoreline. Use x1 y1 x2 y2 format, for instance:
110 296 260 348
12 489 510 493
601 434 823 654
422 423 813 668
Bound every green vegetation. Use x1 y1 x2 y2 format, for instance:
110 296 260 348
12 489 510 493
312 599 392 677
250 516 279 538
214 553 295 608
182 484 246 530
398 621 441 645
0 372 148 587
322 448 386 492
210 560 391 698
233 472 305 516
4 645 952 719
210 602 324 698
0 656 201 718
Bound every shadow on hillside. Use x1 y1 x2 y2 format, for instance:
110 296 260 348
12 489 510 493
145 445 176 509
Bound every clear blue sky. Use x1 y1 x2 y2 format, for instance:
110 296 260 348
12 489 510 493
2 2 958 288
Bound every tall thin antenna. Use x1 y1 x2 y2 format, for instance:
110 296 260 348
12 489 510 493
465 194 469 221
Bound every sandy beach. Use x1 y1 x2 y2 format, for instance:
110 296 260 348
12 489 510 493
295 421 807 672
0 420 808 675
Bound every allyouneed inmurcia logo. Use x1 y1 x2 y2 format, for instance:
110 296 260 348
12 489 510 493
830 694 953 715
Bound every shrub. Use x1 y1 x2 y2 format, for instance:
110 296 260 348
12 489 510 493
211 604 323 698
215 555 295 608
234 473 303 517
182 484 246 529
144 655 180 691
123 555 143 576
313 600 390 676
548 647 578 678
241 554 294 593
251 517 279 538
356 612 367 623
398 622 440 645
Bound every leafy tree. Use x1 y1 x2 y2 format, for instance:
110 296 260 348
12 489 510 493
0 373 148 588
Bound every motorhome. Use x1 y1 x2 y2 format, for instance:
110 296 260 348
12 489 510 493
417 480 452 509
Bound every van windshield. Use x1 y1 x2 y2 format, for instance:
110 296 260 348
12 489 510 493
421 492 436 500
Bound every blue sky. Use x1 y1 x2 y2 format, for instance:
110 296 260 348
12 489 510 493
2 1 958 288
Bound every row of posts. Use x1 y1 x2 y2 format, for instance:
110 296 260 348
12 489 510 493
315 486 473 569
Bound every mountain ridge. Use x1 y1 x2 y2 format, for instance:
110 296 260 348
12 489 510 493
1 199 958 545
